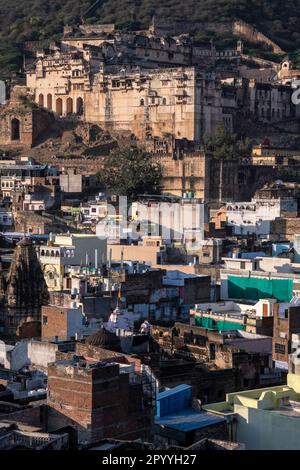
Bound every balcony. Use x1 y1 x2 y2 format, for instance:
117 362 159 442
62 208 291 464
38 246 75 264
54 86 69 95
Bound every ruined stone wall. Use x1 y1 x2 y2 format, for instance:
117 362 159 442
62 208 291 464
156 152 210 198
0 109 34 147
271 218 300 241
233 20 284 54
0 102 53 148
209 160 277 202
151 17 283 54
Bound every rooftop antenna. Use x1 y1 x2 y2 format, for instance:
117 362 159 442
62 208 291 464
95 248 98 270
108 248 112 269
121 247 124 271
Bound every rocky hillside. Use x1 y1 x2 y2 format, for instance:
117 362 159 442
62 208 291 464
1 0 300 77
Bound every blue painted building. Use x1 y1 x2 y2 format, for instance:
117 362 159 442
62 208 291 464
155 385 226 446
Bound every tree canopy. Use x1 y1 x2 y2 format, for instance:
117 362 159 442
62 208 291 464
204 125 251 161
99 147 162 200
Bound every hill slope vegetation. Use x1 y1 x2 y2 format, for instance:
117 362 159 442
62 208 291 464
1 0 300 77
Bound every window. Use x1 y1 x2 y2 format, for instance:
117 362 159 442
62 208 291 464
42 315 48 325
72 69 82 77
275 343 286 355
284 309 289 319
240 261 246 269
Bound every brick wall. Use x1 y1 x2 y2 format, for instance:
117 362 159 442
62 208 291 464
76 343 142 374
47 360 150 444
273 305 300 363
0 404 43 428
17 320 41 339
41 306 68 341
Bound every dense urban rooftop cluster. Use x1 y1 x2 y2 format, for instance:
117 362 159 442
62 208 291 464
1 15 300 451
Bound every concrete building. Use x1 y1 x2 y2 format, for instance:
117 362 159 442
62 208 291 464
252 144 300 166
59 169 83 194
151 321 276 404
276 58 300 84
37 233 107 290
41 301 102 342
204 353 300 450
0 428 70 450
109 239 166 266
155 384 227 447
130 197 206 246
0 209 13 229
248 80 293 123
0 338 71 371
0 162 59 206
220 255 300 303
190 300 275 336
272 304 300 370
226 182 298 238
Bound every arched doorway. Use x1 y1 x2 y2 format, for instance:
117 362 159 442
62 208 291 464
11 118 20 141
76 97 83 115
56 98 63 116
47 94 52 110
66 97 73 115
38 94 44 107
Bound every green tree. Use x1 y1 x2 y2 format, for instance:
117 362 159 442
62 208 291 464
204 125 251 161
99 147 162 200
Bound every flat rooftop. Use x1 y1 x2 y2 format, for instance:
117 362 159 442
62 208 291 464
155 409 225 432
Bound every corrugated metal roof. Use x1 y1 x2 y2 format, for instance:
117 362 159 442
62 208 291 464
155 409 225 432
158 384 191 400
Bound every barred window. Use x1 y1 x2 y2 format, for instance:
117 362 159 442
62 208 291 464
275 343 286 355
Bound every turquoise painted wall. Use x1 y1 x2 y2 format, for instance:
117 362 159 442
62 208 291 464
228 276 293 302
195 315 245 331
